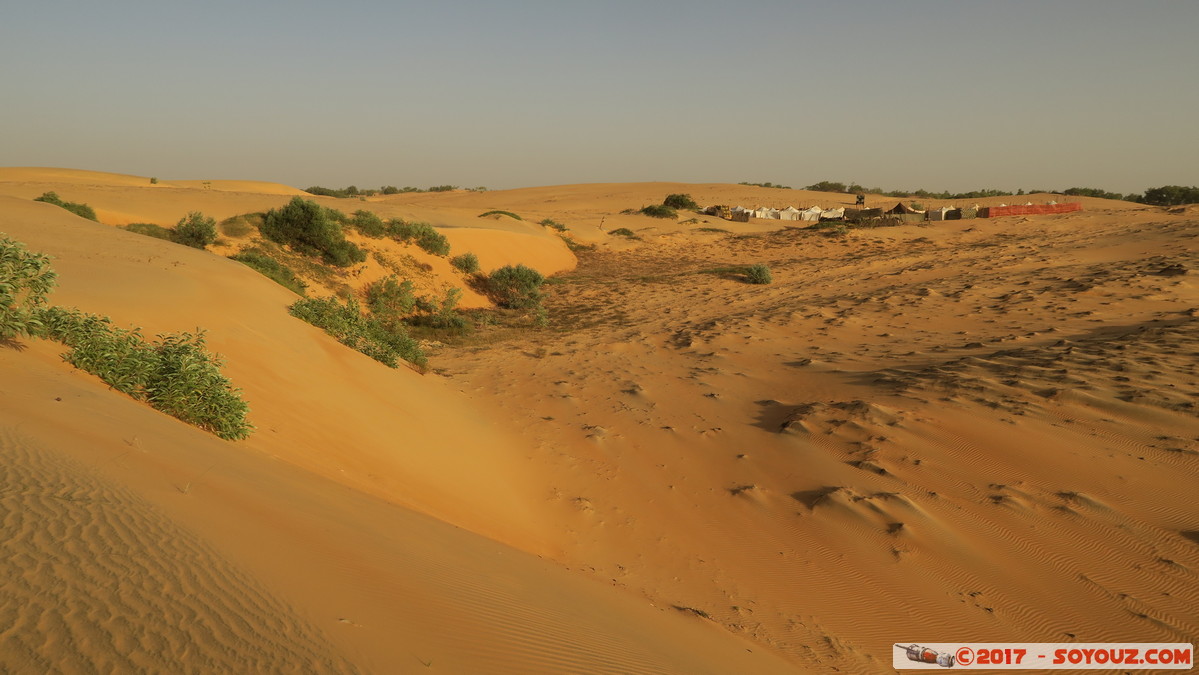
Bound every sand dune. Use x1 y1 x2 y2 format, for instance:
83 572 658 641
1 170 1196 671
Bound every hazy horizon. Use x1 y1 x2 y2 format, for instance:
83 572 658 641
3 1 1196 194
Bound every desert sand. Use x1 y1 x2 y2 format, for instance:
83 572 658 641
1 169 1196 672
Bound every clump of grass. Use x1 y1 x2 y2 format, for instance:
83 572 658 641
288 296 426 368
228 249 307 295
386 220 451 256
123 223 176 241
450 252 480 274
696 227 730 233
745 264 772 284
639 204 677 219
479 210 522 220
37 305 252 440
539 218 567 231
34 192 98 221
487 264 545 309
609 228 637 238
218 214 259 238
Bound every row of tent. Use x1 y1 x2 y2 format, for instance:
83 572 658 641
706 201 1080 223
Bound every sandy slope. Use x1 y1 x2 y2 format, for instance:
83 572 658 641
2 170 1197 672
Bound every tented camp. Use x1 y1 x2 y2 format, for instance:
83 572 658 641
800 206 824 222
753 206 780 219
820 208 845 221
729 206 752 222
779 206 802 221
886 202 925 215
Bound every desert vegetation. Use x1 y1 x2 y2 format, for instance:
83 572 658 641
450 252 480 274
479 210 522 220
486 264 545 310
539 218 567 231
123 223 176 241
639 204 677 219
288 296 426 368
228 249 306 295
663 194 699 210
173 211 218 249
262 197 366 267
33 192 98 221
1 234 251 439
744 263 772 284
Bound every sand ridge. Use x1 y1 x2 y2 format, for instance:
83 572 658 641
2 169 1197 671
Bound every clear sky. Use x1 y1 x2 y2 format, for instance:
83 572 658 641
3 1 1195 194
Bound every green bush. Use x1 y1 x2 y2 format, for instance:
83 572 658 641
409 288 469 333
479 210 522 220
450 252 480 274
174 211 217 249
0 234 57 339
37 305 252 440
365 275 417 319
34 192 98 221
487 264 545 309
745 264 772 285
288 296 426 368
123 223 176 241
539 218 567 231
639 204 677 219
386 220 451 256
609 228 637 238
228 250 306 295
663 194 699 210
262 197 366 267
351 210 386 237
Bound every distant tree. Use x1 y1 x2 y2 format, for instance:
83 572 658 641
1141 185 1199 206
805 181 848 193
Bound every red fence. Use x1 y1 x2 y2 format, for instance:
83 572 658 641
979 203 1082 218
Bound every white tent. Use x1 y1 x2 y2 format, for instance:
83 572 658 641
927 206 955 221
779 206 802 221
800 206 824 222
820 207 845 221
753 206 780 219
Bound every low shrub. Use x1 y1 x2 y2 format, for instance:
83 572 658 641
262 197 366 267
639 204 677 219
228 250 306 295
351 210 386 237
365 275 417 319
663 194 699 210
386 220 451 256
539 218 567 231
288 296 426 368
745 264 772 285
0 234 57 339
487 264 545 309
34 192 98 221
37 305 253 440
609 228 637 238
479 210 522 220
124 223 176 241
174 211 218 249
409 288 469 333
450 252 480 274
